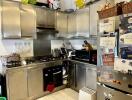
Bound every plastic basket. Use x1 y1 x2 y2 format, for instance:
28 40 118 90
0 97 6 100
122 2 132 14
97 3 123 19
97 6 118 19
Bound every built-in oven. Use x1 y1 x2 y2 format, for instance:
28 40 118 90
0 74 7 97
43 65 63 91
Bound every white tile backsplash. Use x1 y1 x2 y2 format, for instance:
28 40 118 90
0 40 33 57
51 39 97 50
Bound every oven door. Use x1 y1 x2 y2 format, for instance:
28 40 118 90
97 83 132 100
53 66 63 87
0 74 7 97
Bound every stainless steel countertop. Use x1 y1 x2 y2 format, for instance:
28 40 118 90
3 59 97 74
6 59 64 70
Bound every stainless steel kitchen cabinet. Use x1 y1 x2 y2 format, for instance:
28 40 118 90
56 12 68 34
69 61 86 91
76 64 86 91
6 68 28 100
47 10 55 28
69 61 97 91
76 8 90 34
20 4 36 38
86 66 97 90
69 62 76 90
27 66 43 99
36 7 47 27
68 13 76 34
2 0 21 39
36 7 55 28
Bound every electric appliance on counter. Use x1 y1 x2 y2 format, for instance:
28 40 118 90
72 50 97 64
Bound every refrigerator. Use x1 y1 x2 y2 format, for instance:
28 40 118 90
97 15 132 100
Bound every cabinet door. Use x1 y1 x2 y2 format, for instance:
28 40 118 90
69 62 76 89
27 67 43 99
47 10 55 28
68 13 76 34
6 68 28 100
86 68 97 90
36 7 47 27
2 0 21 39
76 9 89 35
20 4 36 38
56 12 68 34
76 65 86 91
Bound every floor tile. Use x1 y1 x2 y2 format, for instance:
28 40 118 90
37 88 78 100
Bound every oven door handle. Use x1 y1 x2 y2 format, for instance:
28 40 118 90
53 71 62 75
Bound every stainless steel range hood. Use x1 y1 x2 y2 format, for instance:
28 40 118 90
36 6 56 29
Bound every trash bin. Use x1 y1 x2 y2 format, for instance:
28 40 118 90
79 87 96 100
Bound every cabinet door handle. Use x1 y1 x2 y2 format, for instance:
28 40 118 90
75 65 77 87
53 71 61 75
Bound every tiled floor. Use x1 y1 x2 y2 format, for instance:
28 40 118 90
37 88 79 100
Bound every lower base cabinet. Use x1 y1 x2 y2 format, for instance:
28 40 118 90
27 67 43 99
6 66 44 100
6 68 28 100
69 61 97 91
76 64 86 91
86 67 97 90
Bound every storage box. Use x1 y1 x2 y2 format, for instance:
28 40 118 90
79 87 96 100
0 97 6 100
97 7 118 19
97 3 123 19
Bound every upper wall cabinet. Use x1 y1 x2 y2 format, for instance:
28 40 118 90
2 0 21 39
0 0 36 39
47 10 55 28
56 12 68 34
56 9 90 38
68 13 76 34
76 8 90 35
20 4 36 38
36 7 55 29
36 8 47 28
